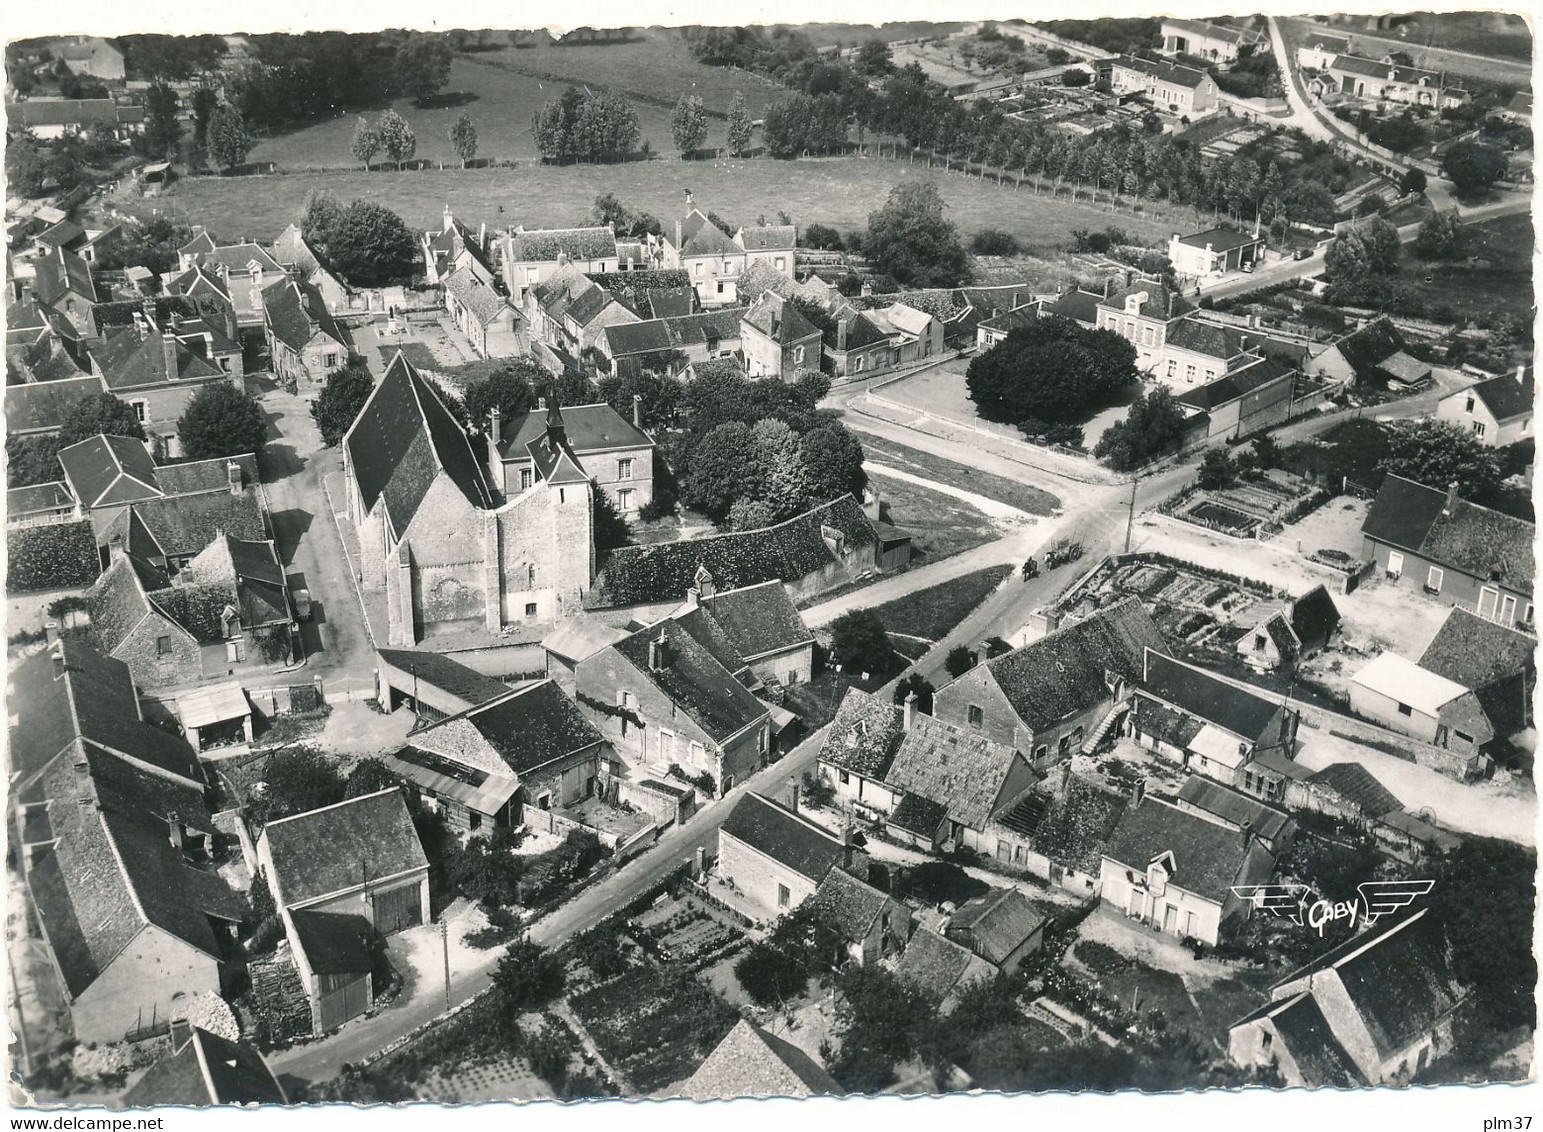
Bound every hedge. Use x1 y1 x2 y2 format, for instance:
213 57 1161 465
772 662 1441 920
7 521 100 593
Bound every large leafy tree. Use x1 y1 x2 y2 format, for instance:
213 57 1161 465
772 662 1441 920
725 90 753 156
462 360 545 428
865 180 971 288
1094 387 1187 471
351 117 381 169
316 200 419 286
57 392 147 448
532 85 639 164
1379 419 1503 502
142 82 183 159
191 86 219 154
679 421 760 522
396 34 453 105
595 370 682 430
245 747 345 830
178 382 269 459
1440 140 1507 198
1431 837 1536 1030
967 316 1137 429
310 360 376 447
671 94 709 157
829 608 896 676
376 108 417 167
800 423 867 502
94 215 194 276
207 105 254 171
448 111 478 167
491 937 565 1012
7 131 48 197
5 436 63 489
1414 208 1462 260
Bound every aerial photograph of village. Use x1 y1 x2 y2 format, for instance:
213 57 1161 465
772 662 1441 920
2 3 1536 1117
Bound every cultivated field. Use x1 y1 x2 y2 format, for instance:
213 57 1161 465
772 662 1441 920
124 156 1173 253
248 31 788 169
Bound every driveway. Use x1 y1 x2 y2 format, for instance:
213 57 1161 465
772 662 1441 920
254 381 375 682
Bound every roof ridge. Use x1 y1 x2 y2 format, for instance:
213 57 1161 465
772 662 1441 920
262 785 404 828
190 1028 219 1103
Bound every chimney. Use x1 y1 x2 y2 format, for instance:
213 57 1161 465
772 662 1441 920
44 621 60 645
788 780 800 812
1167 291 1176 319
632 393 643 429
478 221 487 249
693 564 715 603
536 396 546 410
51 642 67 680
162 332 179 379
1104 276 1113 299
490 405 503 450
903 691 917 731
167 811 184 853
226 461 242 495
140 297 157 331
107 532 126 561
1442 480 1458 517
1132 777 1146 807
1059 758 1072 795
1239 819 1253 851
684 189 695 210
648 632 667 672
860 281 873 297
443 204 454 233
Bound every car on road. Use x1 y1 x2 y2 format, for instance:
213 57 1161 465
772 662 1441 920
292 588 313 622
1293 247 1312 261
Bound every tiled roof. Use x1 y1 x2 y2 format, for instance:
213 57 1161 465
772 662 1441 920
1115 54 1212 89
803 867 896 943
1104 797 1273 903
85 555 160 654
1253 611 1301 661
1141 652 1281 741
412 679 604 776
261 277 345 353
5 98 135 129
1302 31 1351 52
665 309 745 348
1302 762 1402 818
36 220 87 250
736 225 796 252
720 792 845 884
1165 317 1249 359
979 306 1042 335
100 492 265 560
1050 289 1102 325
260 788 426 907
1175 357 1297 411
1362 474 1534 590
1175 777 1294 843
444 267 515 329
154 452 258 498
949 888 1046 966
58 434 162 510
890 791 949 837
272 224 322 274
1467 369 1534 422
1132 692 1206 749
346 352 495 536
1419 607 1535 689
590 495 878 608
508 226 618 263
289 909 373 976
541 618 630 664
33 245 97 305
90 326 223 391
530 262 605 323
835 309 890 352
125 1028 287 1106
895 927 996 1001
687 580 812 663
817 688 906 777
678 218 741 259
615 621 767 742
973 597 1168 732
884 713 1028 831
376 648 512 707
679 1019 843 1099
197 242 283 275
743 293 820 346
601 318 674 358
1333 316 1405 374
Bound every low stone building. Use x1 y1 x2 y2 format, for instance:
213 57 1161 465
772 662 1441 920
716 791 863 920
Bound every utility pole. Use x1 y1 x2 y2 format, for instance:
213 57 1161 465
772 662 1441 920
1124 474 1139 554
441 915 451 1012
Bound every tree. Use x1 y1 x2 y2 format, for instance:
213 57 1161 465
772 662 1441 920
320 200 419 286
830 609 895 676
1061 68 1091 87
1196 447 1236 489
800 424 867 504
1379 419 1503 502
967 316 1138 428
671 94 709 158
750 418 811 523
1400 167 1427 196
376 109 417 168
94 215 193 276
397 34 453 105
855 39 894 76
944 645 976 679
462 361 543 429
893 672 935 714
1095 387 1187 471
734 941 811 1006
491 936 565 1012
5 435 63 489
865 181 971 288
191 85 218 154
177 382 268 459
592 485 632 553
1431 837 1536 1030
969 228 1020 256
6 131 48 197
802 222 843 251
351 117 381 169
57 392 147 447
448 111 478 167
245 747 346 829
1440 140 1506 198
679 421 759 522
142 82 183 159
1414 208 1462 260
310 361 376 447
344 758 402 799
532 86 639 164
725 90 754 157
207 105 253 171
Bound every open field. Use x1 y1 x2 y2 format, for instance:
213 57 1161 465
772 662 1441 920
123 156 1171 254
795 21 967 47
248 31 788 169
856 434 1061 515
874 476 999 563
1404 212 1535 325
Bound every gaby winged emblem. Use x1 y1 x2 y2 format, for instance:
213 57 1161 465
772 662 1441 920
1231 880 1435 935
1230 883 1313 924
1356 879 1435 923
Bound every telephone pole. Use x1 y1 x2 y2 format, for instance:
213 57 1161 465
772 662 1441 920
1123 474 1139 554
441 915 451 1011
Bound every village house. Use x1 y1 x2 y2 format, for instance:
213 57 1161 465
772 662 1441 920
1435 365 1532 447
421 208 496 286
863 302 945 369
385 677 608 834
4 97 142 140
271 224 356 315
741 292 822 380
944 888 1047 976
678 1020 843 1100
1159 18 1264 64
1418 606 1535 739
716 791 864 919
1131 651 1299 790
894 926 998 1011
6 297 89 384
1043 286 1104 330
1235 585 1340 673
1325 53 1467 108
262 277 351 389
574 619 771 797
1348 652 1495 758
661 568 814 692
1175 356 1302 443
28 245 99 338
1099 791 1276 947
1284 760 1403 828
825 306 895 377
801 867 911 967
1172 776 1297 853
87 322 236 457
987 765 1131 894
4 374 99 444
1311 316 1431 392
486 397 654 515
344 353 598 645
1361 474 1534 628
1228 909 1465 1086
933 598 1168 769
499 226 624 299
541 619 631 694
444 267 521 359
525 261 642 373
1297 30 1353 71
7 482 80 529
1109 55 1219 115
1095 276 1194 372
1168 227 1265 279
974 304 1043 352
123 1028 288 1106
256 789 430 1034
662 195 749 307
734 224 798 282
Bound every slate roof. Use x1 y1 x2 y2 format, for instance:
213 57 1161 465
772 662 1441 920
1115 54 1213 90
196 242 283 275
499 401 652 457
1101 275 1194 320
601 319 673 358
508 226 618 263
1104 797 1273 903
85 554 168 654
1362 474 1534 591
979 306 1043 335
677 217 741 259
895 927 996 1001
889 792 950 837
261 277 345 353
1176 777 1295 843
803 867 897 943
720 792 846 884
1253 994 1366 1087
949 888 1046 966
58 433 162 508
33 245 97 305
1333 316 1407 375
737 225 797 252
591 495 878 608
972 597 1168 732
7 481 75 516
413 679 604 776
1174 357 1297 412
1466 368 1534 422
376 648 512 708
1419 607 1535 689
289 909 373 976
1049 289 1102 325
261 788 428 907
835 309 891 352
679 1020 843 1099
124 1028 287 1107
1290 584 1341 650
444 267 515 329
6 98 136 129
1165 317 1250 359
1131 694 1206 750
1141 652 1280 742
685 580 812 663
615 621 767 742
541 618 631 664
100 492 267 560
1302 762 1402 818
345 352 495 536
743 293 820 346
885 713 1029 832
90 326 224 391
1272 909 1465 1061
817 688 906 777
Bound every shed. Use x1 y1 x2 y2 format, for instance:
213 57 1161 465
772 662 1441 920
176 680 254 753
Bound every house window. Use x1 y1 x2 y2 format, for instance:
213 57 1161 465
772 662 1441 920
723 260 733 274
617 458 634 480
1167 359 1177 378
1033 745 1048 762
793 345 805 366
131 400 149 422
784 669 798 686
854 356 865 373
1427 566 1443 593
520 469 533 491
1253 634 1266 652
694 263 704 277
1465 395 1475 413
156 635 172 656
1386 551 1404 577
1185 364 1196 384
1397 702 1413 716
617 488 633 511
324 352 338 367
722 774 735 792
525 602 538 617
777 884 791 909
1473 421 1486 438
1454 729 1474 745
839 769 850 785
967 705 984 729
716 282 725 295
775 257 785 270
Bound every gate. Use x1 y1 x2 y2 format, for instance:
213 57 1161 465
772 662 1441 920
371 882 423 934
317 973 371 1032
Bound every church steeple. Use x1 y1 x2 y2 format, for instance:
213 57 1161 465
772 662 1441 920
545 387 566 446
